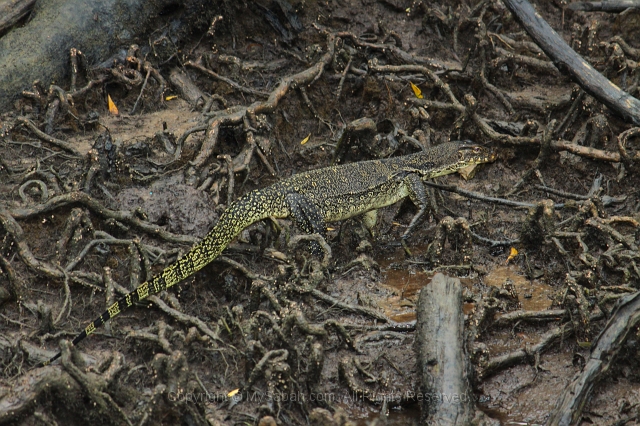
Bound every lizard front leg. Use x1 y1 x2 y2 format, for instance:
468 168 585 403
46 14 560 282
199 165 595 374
401 173 430 256
285 192 327 256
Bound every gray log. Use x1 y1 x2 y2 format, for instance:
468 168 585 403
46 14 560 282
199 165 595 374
414 273 493 425
0 0 199 112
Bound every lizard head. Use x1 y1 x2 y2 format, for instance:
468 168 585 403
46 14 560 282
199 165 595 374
423 141 495 178
455 141 496 166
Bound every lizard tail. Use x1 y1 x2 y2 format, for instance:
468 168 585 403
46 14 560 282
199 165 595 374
41 188 287 367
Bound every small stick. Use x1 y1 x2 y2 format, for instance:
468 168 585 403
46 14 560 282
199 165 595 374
130 68 151 114
336 57 352 99
16 117 82 157
185 60 269 97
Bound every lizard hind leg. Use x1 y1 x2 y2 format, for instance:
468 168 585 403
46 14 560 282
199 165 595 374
285 193 327 256
361 209 378 238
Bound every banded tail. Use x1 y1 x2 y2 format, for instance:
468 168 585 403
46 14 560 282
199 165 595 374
41 189 287 366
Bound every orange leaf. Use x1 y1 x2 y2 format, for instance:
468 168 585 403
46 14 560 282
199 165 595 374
410 82 423 99
107 94 119 115
506 247 518 264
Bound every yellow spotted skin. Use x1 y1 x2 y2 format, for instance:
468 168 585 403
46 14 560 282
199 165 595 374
42 141 493 366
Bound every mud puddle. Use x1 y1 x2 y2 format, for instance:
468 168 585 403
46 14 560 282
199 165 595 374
375 245 476 322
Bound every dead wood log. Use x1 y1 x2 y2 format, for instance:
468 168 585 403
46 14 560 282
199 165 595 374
547 291 640 426
0 0 35 35
414 273 496 425
169 68 208 107
567 0 640 12
503 0 640 125
0 0 215 112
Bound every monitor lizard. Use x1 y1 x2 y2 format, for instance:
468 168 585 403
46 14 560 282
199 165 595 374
41 140 494 366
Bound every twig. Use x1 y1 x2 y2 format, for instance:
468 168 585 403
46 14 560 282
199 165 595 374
305 288 390 323
479 49 515 114
423 181 563 209
59 342 133 426
18 180 48 203
64 238 149 272
289 233 332 266
617 127 640 170
185 60 269 97
53 271 72 326
492 46 560 75
470 230 519 247
567 0 640 12
469 111 627 162
130 68 151 114
218 154 234 207
335 30 454 69
126 322 175 355
0 254 24 302
0 0 36 34
217 256 273 282
535 185 590 200
492 309 566 328
246 349 288 390
368 63 462 107
336 57 352 99
16 117 82 157
507 120 556 196
147 295 223 344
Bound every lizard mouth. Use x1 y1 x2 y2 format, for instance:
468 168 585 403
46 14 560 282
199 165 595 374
481 150 497 163
458 145 496 166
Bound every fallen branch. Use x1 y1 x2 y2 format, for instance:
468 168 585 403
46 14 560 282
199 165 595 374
548 292 640 426
503 0 640 125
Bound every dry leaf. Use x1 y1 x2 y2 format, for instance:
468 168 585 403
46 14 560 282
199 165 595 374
410 81 423 99
457 164 478 180
107 94 119 115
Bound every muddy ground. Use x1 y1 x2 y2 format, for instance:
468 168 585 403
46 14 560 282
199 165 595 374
1 0 640 425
